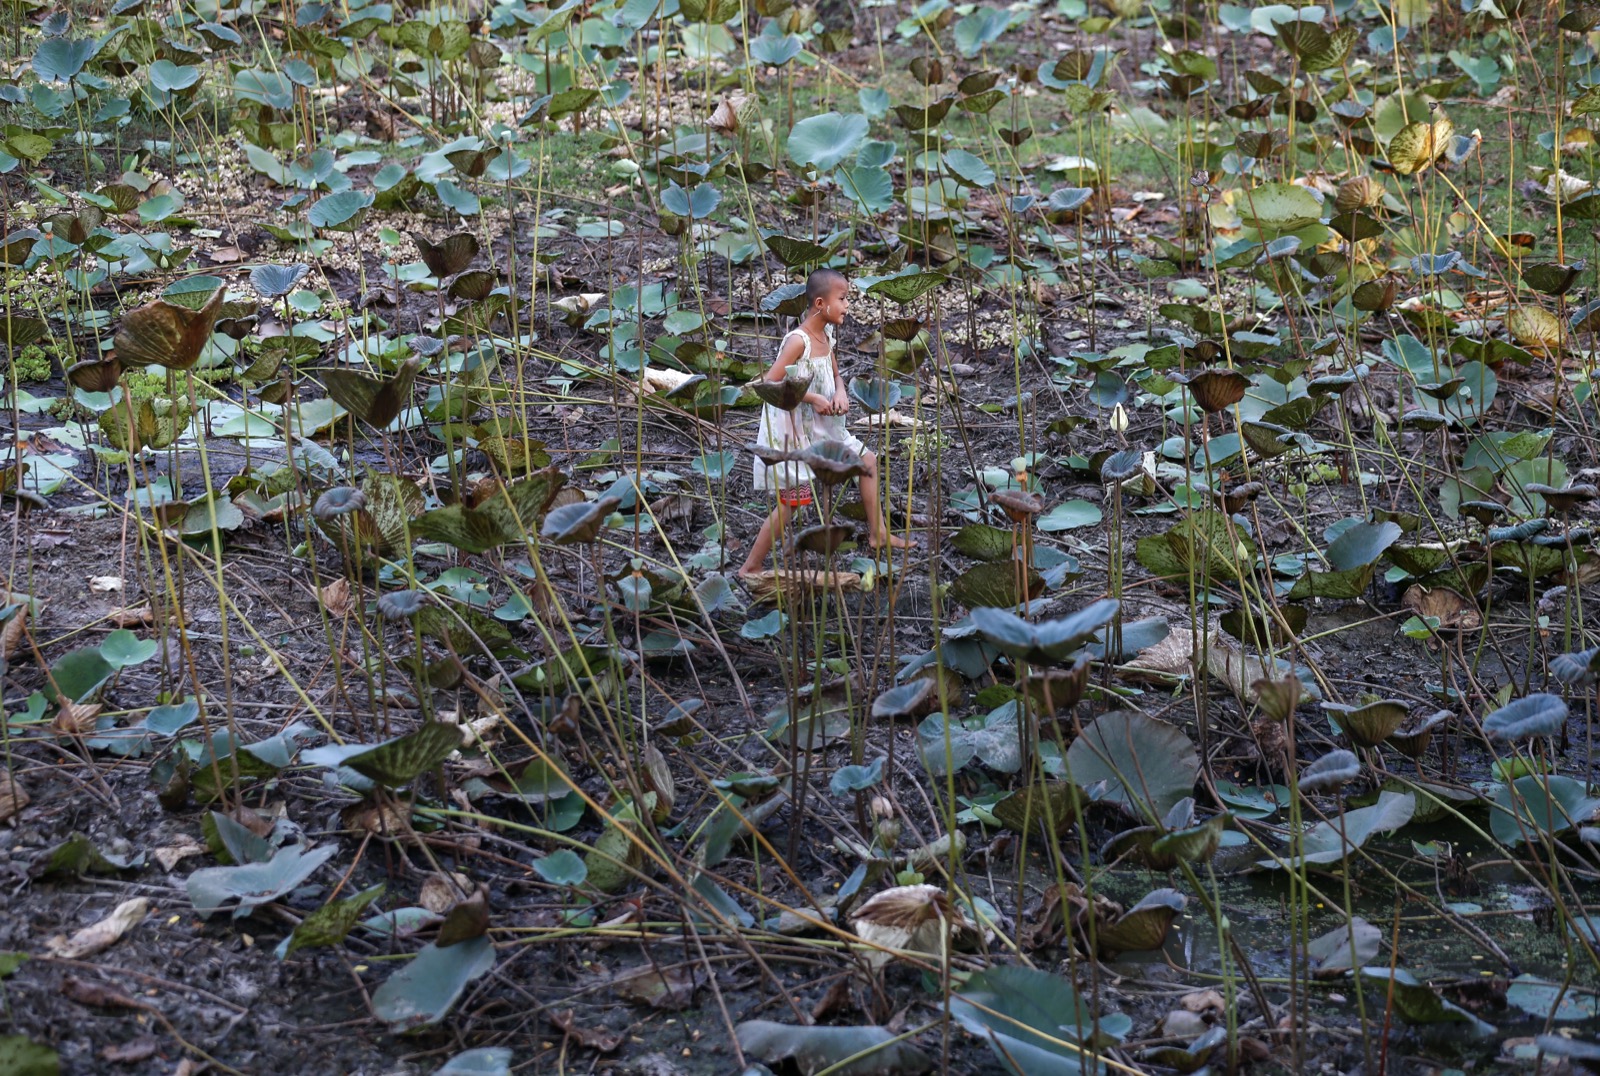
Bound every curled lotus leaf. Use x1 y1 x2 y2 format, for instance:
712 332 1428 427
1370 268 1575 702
1552 646 1600 686
377 590 426 620
1299 749 1360 794
747 441 798 467
990 488 1043 522
65 356 123 393
1524 483 1599 513
1252 674 1303 723
1483 693 1568 742
749 366 812 411
1174 368 1250 412
1100 825 1163 868
1387 118 1454 176
991 782 1094 836
1323 699 1409 748
1094 888 1186 958
313 486 367 520
969 600 1119 664
1149 812 1228 867
249 263 310 298
794 523 853 555
1100 447 1146 483
872 678 936 719
1352 276 1398 311
1390 710 1449 759
800 440 866 485
412 232 479 278
113 283 224 370
1400 408 1450 432
1415 377 1466 401
1 316 47 350
1022 656 1091 714
541 496 621 545
1488 519 1549 543
1507 306 1565 351
319 358 419 429
1209 481 1264 515
1460 500 1509 526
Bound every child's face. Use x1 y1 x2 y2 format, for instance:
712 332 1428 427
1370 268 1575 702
813 281 850 326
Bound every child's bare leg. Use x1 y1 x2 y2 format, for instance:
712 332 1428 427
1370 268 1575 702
739 500 792 576
859 450 914 550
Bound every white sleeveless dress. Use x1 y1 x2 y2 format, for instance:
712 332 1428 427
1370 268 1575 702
752 325 867 492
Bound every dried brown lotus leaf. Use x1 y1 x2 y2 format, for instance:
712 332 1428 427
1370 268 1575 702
850 883 981 968
1507 306 1565 351
1 604 27 661
113 285 224 370
1402 585 1482 632
53 700 103 737
0 767 28 823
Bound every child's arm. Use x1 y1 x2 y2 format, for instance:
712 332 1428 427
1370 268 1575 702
764 333 806 381
830 350 849 412
766 333 835 414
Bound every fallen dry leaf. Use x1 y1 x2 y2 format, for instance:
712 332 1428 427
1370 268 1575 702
741 569 863 604
418 872 473 915
48 898 151 959
612 964 701 1011
637 366 696 395
1120 625 1194 680
319 577 354 617
0 767 29 823
708 91 751 136
207 245 246 264
1205 642 1276 706
153 837 205 871
1402 585 1482 632
61 976 142 1010
0 606 26 661
107 604 154 627
549 1008 623 1052
851 884 982 969
53 701 103 737
1180 988 1226 1017
101 1036 159 1064
810 977 853 1022
436 888 490 947
342 798 411 835
366 107 396 140
89 576 124 592
854 409 923 429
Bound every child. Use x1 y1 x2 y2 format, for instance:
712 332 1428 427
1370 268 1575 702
739 268 914 578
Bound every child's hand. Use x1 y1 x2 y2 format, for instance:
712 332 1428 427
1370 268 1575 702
833 391 849 414
805 392 835 414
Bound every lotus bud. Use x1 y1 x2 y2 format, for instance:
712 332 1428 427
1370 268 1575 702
1110 402 1129 434
875 816 902 851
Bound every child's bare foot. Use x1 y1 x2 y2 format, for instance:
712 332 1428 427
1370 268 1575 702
870 532 916 551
